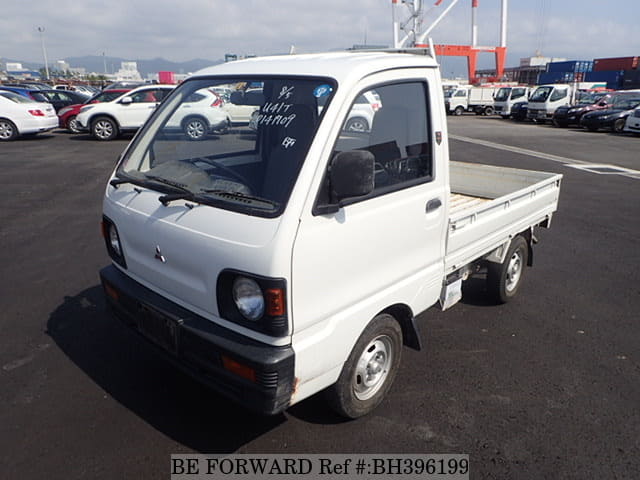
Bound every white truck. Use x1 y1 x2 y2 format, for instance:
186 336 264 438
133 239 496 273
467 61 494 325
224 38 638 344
527 84 575 123
493 86 531 118
99 50 562 418
444 85 499 116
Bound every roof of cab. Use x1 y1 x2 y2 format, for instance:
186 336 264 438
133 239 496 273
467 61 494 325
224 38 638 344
191 51 437 84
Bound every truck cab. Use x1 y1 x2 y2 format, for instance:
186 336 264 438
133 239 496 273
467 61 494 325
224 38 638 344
527 84 574 122
444 85 471 115
494 86 530 118
99 51 561 418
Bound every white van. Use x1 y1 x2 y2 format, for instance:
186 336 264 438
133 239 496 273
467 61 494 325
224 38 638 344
100 51 562 418
494 86 530 118
527 84 575 122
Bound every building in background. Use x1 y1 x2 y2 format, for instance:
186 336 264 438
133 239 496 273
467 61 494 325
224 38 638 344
113 61 142 81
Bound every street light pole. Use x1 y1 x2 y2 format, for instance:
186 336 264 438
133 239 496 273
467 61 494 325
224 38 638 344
37 26 49 81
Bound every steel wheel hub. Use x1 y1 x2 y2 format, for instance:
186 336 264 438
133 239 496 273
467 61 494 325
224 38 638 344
505 250 523 292
353 335 393 401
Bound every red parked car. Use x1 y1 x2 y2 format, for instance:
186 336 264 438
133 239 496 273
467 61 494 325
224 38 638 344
57 89 130 133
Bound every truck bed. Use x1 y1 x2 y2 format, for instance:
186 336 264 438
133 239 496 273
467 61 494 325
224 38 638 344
445 161 562 273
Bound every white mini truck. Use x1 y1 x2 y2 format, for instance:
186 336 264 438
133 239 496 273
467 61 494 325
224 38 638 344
100 51 562 418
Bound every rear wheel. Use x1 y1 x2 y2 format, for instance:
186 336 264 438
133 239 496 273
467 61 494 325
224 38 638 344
487 236 528 304
324 314 402 418
91 117 118 141
344 117 369 133
0 119 18 141
183 116 208 140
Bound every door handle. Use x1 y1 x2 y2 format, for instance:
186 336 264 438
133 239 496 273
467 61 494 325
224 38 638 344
426 198 442 213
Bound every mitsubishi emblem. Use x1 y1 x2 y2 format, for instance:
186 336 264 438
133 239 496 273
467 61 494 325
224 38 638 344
154 245 166 263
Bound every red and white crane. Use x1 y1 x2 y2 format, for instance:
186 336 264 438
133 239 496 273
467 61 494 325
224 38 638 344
392 0 509 84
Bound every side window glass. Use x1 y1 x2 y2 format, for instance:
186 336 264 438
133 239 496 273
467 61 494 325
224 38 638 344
324 82 432 204
455 89 467 97
512 88 525 99
130 90 154 103
550 89 567 102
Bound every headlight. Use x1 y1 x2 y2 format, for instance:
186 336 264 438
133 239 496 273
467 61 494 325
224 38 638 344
101 217 126 268
58 107 72 116
232 277 264 321
108 224 122 256
80 105 94 113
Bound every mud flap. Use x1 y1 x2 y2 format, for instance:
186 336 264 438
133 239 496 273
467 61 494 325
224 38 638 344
439 271 463 311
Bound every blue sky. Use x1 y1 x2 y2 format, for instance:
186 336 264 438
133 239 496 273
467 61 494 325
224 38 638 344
1 0 638 74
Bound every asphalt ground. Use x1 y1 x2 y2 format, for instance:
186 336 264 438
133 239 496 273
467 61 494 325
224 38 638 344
1 118 639 479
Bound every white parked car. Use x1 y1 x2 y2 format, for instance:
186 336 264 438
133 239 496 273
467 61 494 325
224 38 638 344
224 87 262 124
165 88 231 140
76 85 175 141
0 90 58 141
623 106 640 134
343 90 381 132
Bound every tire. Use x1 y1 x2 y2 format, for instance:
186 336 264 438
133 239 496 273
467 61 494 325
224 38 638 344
0 119 18 141
91 117 118 141
324 314 402 419
487 235 528 304
452 106 464 116
552 119 568 128
612 118 626 133
484 106 494 116
67 115 81 133
344 117 369 133
183 116 208 140
585 125 598 132
215 119 230 135
501 115 510 120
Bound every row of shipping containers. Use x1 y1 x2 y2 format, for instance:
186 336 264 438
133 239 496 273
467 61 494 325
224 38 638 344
539 56 639 89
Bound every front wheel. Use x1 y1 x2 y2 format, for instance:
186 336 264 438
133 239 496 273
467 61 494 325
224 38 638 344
454 106 465 116
487 235 528 304
67 115 81 133
324 314 402 419
484 106 494 116
612 118 626 133
91 117 118 141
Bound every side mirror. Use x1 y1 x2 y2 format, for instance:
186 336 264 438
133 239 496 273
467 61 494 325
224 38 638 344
330 150 375 202
120 96 133 105
315 150 375 215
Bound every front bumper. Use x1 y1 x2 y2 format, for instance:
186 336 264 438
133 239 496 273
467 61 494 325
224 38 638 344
100 265 295 415
527 109 552 120
581 117 612 130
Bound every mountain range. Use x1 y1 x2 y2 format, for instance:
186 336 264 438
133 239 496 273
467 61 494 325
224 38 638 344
1 55 223 76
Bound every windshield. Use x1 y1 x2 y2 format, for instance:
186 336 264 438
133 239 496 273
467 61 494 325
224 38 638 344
494 87 511 102
530 86 553 102
611 96 640 110
118 76 336 217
